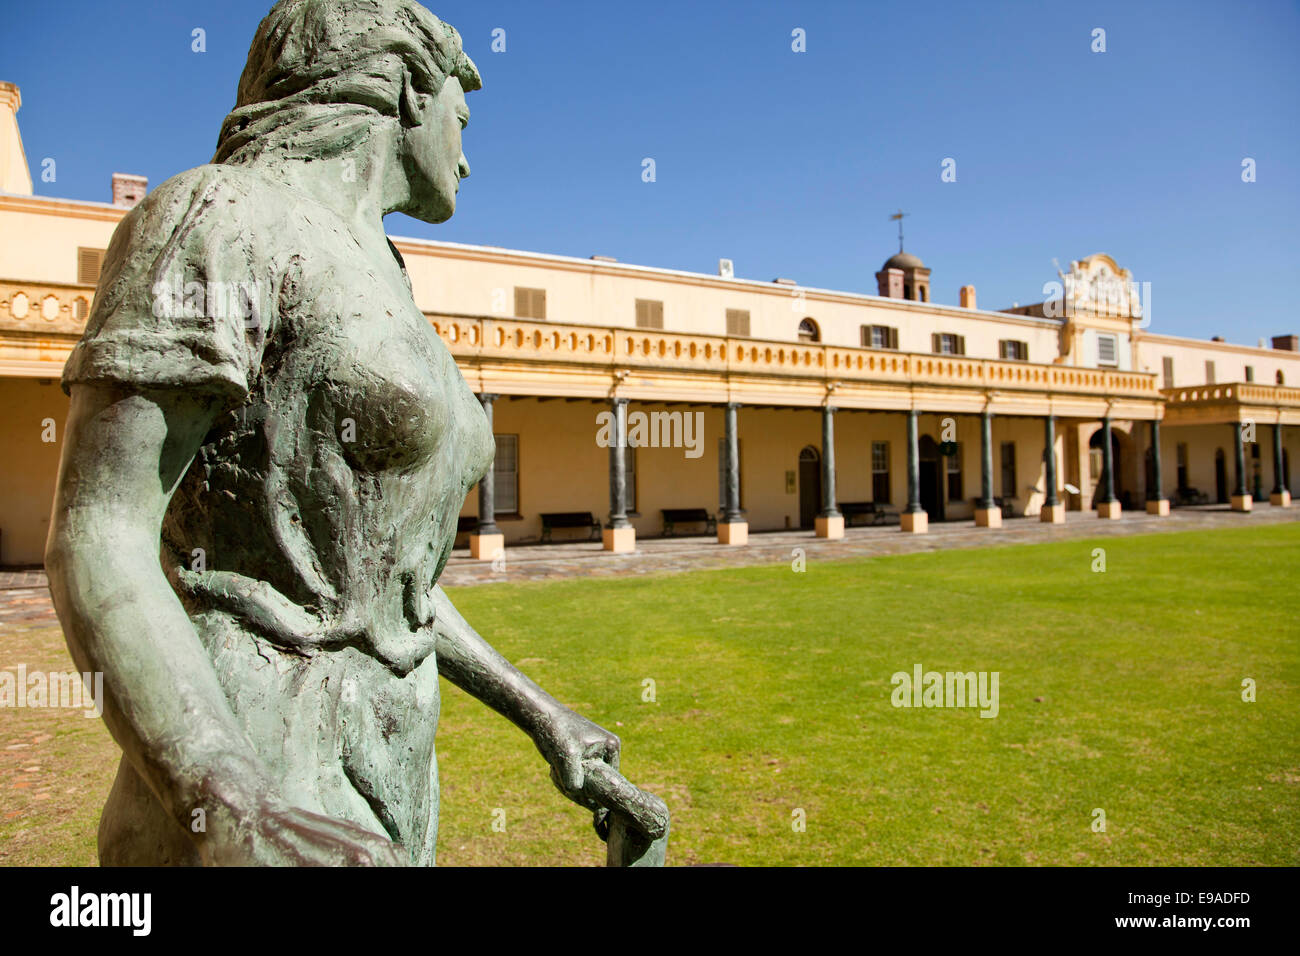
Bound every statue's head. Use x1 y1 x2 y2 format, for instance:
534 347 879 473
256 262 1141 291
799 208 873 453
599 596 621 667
214 0 480 223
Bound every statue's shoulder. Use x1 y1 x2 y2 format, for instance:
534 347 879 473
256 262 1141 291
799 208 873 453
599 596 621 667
133 164 301 229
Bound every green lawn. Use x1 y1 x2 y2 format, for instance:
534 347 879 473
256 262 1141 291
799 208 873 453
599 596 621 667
3 524 1297 865
434 524 1299 866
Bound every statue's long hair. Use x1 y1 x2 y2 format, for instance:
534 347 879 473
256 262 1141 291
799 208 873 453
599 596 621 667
213 0 480 166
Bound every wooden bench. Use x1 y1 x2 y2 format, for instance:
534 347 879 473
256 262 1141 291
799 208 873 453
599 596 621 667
540 511 602 543
661 508 717 537
1175 487 1210 506
839 502 897 526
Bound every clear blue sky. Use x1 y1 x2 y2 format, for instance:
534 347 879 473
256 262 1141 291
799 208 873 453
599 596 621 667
7 0 1299 343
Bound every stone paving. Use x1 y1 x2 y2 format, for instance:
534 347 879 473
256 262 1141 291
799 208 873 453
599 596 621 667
436 503 1299 588
1 506 1295 621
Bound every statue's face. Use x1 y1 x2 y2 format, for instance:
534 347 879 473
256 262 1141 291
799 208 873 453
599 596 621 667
404 76 470 223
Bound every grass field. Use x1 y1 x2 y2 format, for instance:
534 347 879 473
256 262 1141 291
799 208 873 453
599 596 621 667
3 524 1298 866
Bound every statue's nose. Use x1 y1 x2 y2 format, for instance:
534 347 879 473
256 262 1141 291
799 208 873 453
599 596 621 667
458 154 470 181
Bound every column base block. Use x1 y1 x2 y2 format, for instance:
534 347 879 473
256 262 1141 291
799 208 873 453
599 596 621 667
602 526 636 553
1145 499 1170 516
900 511 928 534
1040 503 1066 523
1230 494 1253 512
1270 491 1291 508
1097 501 1122 520
469 533 504 561
974 507 1001 528
717 521 749 545
815 515 844 539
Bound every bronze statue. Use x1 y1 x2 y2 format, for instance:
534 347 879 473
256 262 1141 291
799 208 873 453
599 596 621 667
45 0 667 866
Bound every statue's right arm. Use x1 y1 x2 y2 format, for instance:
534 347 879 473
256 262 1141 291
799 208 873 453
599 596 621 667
45 384 406 867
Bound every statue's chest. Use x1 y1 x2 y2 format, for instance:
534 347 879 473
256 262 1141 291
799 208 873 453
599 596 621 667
266 257 458 475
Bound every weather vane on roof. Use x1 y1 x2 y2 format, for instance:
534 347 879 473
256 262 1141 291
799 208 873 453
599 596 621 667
889 209 908 253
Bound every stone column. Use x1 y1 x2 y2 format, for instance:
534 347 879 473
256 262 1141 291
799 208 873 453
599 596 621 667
603 398 636 551
901 409 927 533
975 410 1000 528
1271 423 1291 507
718 402 748 544
1230 420 1252 512
469 394 505 561
816 405 843 539
1146 419 1170 515
1096 416 1121 519
1041 414 1066 523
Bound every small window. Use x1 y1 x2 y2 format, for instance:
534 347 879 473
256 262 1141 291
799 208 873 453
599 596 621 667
1097 334 1118 366
946 442 962 500
726 309 751 337
1205 360 1215 384
77 247 105 285
635 299 663 330
797 318 819 343
493 434 518 513
513 287 546 320
863 325 899 350
1278 370 1286 385
932 333 965 356
1162 356 1174 388
1245 365 1255 382
999 339 1028 361
871 441 890 503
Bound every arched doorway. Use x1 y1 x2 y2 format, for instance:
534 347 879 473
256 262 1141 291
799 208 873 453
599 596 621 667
1088 428 1124 507
1214 448 1227 503
798 446 820 529
919 435 945 522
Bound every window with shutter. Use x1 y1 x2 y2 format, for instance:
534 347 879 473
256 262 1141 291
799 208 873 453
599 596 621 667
77 247 105 285
635 299 664 329
934 333 964 355
1097 334 1118 366
999 340 1027 361
513 287 546 320
865 325 898 350
871 441 890 502
1205 360 1215 384
726 309 750 337
1162 356 1174 388
493 434 518 513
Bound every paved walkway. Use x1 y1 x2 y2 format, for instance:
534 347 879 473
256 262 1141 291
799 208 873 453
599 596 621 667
2 506 1295 616
436 503 1299 587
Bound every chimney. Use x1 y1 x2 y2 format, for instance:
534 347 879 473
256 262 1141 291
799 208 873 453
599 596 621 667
1271 334 1298 352
112 172 148 208
0 81 33 196
1211 336 1225 342
959 285 977 309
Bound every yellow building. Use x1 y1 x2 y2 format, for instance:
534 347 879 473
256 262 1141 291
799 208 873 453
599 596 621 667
2 80 1298 565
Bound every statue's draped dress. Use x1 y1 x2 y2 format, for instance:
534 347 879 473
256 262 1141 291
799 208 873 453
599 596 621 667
63 164 493 865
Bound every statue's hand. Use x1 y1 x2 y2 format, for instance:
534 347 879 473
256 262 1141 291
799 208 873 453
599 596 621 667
534 706 620 812
200 797 409 867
